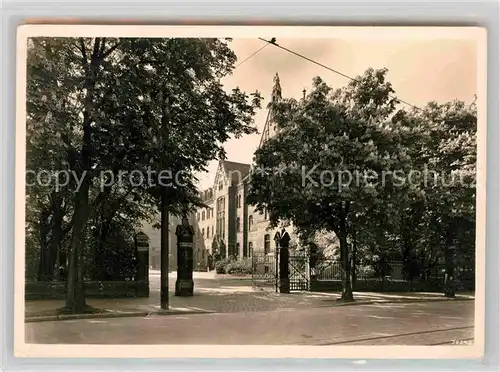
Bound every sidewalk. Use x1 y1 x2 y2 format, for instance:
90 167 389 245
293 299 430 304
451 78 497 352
25 285 474 322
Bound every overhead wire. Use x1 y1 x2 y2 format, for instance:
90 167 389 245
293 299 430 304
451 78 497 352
234 43 270 69
257 37 421 111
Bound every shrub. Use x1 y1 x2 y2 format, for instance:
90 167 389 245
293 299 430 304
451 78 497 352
214 257 231 274
214 257 252 275
357 265 375 278
225 258 252 275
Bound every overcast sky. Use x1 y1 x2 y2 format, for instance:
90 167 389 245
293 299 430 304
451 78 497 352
196 36 478 190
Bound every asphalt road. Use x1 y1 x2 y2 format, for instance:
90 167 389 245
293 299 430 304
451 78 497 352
25 299 474 345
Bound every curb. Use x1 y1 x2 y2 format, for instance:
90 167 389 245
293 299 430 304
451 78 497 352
25 309 213 323
25 311 150 323
25 297 474 322
326 297 474 307
214 276 253 280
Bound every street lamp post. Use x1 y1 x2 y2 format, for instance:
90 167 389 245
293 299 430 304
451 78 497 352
159 92 171 310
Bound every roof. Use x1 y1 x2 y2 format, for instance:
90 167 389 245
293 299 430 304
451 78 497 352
221 160 251 185
199 187 214 202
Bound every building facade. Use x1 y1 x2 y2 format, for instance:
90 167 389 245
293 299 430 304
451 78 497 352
193 73 293 260
142 213 208 272
142 73 292 267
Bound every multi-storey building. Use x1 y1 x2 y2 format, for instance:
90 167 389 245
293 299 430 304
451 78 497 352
192 73 292 259
143 73 291 267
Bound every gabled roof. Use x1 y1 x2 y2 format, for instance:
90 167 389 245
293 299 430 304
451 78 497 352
221 160 250 185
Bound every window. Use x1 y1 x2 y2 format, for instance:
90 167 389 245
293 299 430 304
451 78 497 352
217 197 225 210
264 208 268 220
236 217 240 232
248 242 253 258
202 211 205 220
249 215 254 230
197 213 200 221
212 226 214 237
237 194 242 208
236 243 240 257
219 182 223 190
202 228 205 238
206 227 210 238
264 234 270 255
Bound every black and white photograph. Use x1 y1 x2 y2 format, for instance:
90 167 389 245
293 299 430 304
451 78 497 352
15 25 486 358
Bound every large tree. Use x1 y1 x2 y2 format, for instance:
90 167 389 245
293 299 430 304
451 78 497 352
247 68 404 300
391 100 476 293
248 68 477 299
26 37 262 313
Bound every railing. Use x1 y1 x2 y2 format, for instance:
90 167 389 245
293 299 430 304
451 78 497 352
314 259 341 280
313 259 448 282
312 259 474 291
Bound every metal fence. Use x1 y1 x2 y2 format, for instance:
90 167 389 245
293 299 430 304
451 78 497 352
251 251 278 291
314 259 446 281
312 259 474 291
252 252 475 292
289 251 309 291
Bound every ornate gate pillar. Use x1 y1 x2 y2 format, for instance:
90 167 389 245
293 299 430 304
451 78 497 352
279 228 291 294
175 216 194 296
135 231 150 297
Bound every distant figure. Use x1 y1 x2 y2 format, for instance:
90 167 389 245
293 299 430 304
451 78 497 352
207 254 214 271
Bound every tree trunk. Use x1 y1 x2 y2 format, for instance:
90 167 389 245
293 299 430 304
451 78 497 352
49 192 65 281
37 240 50 281
93 217 112 280
337 202 353 301
65 179 91 313
443 219 456 298
159 89 171 309
160 189 170 309
50 212 63 281
64 38 102 313
37 208 51 281
90 186 115 280
351 226 357 290
339 233 353 301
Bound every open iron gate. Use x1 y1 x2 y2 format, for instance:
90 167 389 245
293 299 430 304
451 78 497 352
251 251 278 291
251 249 309 292
289 250 310 291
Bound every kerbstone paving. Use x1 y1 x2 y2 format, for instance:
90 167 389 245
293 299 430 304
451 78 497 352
25 272 474 317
